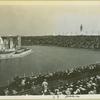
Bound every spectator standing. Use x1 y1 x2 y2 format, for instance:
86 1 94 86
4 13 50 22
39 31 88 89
42 79 48 95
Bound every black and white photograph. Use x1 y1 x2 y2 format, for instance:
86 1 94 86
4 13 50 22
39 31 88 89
0 1 100 99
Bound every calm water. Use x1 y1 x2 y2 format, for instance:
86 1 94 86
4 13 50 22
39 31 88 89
0 45 100 86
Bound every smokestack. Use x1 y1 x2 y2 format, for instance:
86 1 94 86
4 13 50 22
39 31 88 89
17 36 21 48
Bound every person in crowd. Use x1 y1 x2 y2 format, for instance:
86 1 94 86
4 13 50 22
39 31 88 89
12 89 18 95
21 78 26 91
42 79 48 95
65 88 71 95
30 81 37 95
4 88 9 95
73 86 81 94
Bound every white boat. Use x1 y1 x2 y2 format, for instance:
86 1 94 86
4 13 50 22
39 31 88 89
0 48 32 59
0 36 32 59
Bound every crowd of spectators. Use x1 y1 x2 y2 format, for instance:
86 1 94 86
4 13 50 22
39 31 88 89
22 36 100 49
0 63 100 95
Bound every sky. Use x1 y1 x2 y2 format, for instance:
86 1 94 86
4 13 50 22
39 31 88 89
0 4 100 36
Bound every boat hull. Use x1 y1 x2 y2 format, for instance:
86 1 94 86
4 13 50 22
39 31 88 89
0 49 32 59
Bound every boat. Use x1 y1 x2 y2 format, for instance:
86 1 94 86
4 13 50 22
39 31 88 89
0 36 32 59
0 48 32 59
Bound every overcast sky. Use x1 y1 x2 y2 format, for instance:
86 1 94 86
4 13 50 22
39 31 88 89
0 5 100 36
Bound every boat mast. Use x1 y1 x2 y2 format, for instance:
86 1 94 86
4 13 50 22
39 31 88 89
80 24 83 32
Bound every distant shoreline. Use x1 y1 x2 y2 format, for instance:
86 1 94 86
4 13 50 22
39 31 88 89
21 35 100 49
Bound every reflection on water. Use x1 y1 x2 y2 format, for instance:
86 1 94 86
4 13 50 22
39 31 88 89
0 45 100 86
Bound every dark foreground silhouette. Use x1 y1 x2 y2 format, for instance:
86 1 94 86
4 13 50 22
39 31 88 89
0 63 100 95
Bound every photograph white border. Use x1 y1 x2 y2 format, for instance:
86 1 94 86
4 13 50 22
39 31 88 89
0 0 100 99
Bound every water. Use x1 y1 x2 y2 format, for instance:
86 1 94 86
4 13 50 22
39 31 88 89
0 45 100 86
